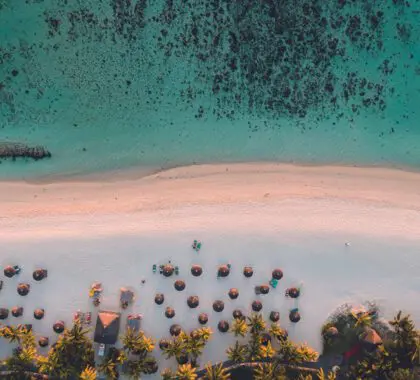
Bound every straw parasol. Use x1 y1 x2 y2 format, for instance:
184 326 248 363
165 307 175 319
252 300 263 312
288 287 300 298
269 311 280 322
0 308 9 320
17 283 30 296
159 339 170 350
232 309 244 320
155 293 165 305
38 336 49 347
53 320 65 333
11 307 23 318
4 266 16 278
228 288 239 299
289 310 301 323
218 265 230 278
187 296 199 308
170 324 182 336
272 268 283 280
174 280 186 291
218 320 229 333
243 266 253 278
33 269 47 281
34 308 45 320
259 285 270 295
162 264 175 277
213 300 224 312
198 313 208 325
191 265 203 277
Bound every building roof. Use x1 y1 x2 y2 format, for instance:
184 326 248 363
94 310 121 344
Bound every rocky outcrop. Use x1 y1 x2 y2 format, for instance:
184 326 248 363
0 142 51 160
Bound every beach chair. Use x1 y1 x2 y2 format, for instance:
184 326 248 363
153 264 157 273
175 266 179 275
269 279 278 288
0 280 3 291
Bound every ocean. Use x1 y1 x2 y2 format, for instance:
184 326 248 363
1 0 419 179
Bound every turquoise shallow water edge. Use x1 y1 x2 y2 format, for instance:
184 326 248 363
0 0 419 179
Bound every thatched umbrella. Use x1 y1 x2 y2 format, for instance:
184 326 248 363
228 288 239 300
258 285 270 295
159 339 170 350
324 326 339 338
33 269 47 281
198 313 208 325
218 320 229 333
252 300 263 312
155 293 164 305
289 310 301 323
170 324 182 336
0 308 9 320
269 311 280 322
243 266 253 278
218 265 230 278
34 308 45 320
38 337 49 347
232 309 244 320
11 307 23 318
261 333 272 346
165 307 175 319
213 300 224 312
53 320 65 333
187 296 199 308
162 264 175 277
191 265 203 277
4 266 16 278
17 283 30 296
287 287 300 298
174 280 186 291
272 268 283 280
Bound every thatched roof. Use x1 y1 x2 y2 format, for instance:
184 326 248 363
4 266 16 278
53 320 65 333
17 283 30 296
360 328 382 346
11 307 23 317
218 320 229 333
233 309 244 320
165 307 175 319
159 339 169 350
272 268 284 280
252 300 263 312
162 265 175 277
170 324 182 336
94 311 121 344
243 266 253 278
259 285 270 295
34 308 45 320
218 265 230 277
288 287 300 299
269 311 280 322
289 310 301 323
187 296 199 308
155 293 164 305
33 269 47 281
213 300 225 312
174 280 186 291
198 313 208 325
228 288 239 299
38 337 49 347
0 308 9 319
191 265 203 277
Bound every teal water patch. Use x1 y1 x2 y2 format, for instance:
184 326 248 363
0 0 419 179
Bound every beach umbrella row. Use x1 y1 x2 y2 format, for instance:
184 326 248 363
0 308 45 320
3 266 47 281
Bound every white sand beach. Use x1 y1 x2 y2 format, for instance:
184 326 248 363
1 163 420 376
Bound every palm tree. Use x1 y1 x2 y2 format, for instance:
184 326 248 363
203 362 230 380
185 336 206 367
296 343 319 361
176 363 197 380
98 357 118 380
226 341 247 363
162 337 185 360
254 363 286 380
80 366 97 380
194 327 213 342
259 341 275 360
277 338 304 365
230 319 248 338
161 367 175 379
0 325 23 344
317 368 337 380
247 314 266 335
121 327 142 353
351 311 372 329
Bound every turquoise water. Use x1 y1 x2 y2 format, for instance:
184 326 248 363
0 0 419 179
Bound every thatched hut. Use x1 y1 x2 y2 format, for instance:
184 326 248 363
213 300 224 312
165 307 175 319
360 328 382 348
243 266 253 278
257 285 270 295
17 283 30 296
4 266 16 278
272 268 283 280
218 265 230 278
233 309 244 320
289 310 301 323
174 280 186 291
33 269 48 281
170 324 182 336
34 308 45 320
269 311 280 322
218 320 229 333
38 337 49 347
159 339 170 350
187 296 199 309
11 307 23 318
0 308 9 319
191 265 203 277
252 300 263 312
198 313 208 325
53 320 65 333
287 287 300 299
162 265 175 277
154 293 165 305
120 288 135 309
228 288 239 300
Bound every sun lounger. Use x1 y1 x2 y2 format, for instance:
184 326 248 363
153 264 157 273
0 280 3 291
175 266 179 275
